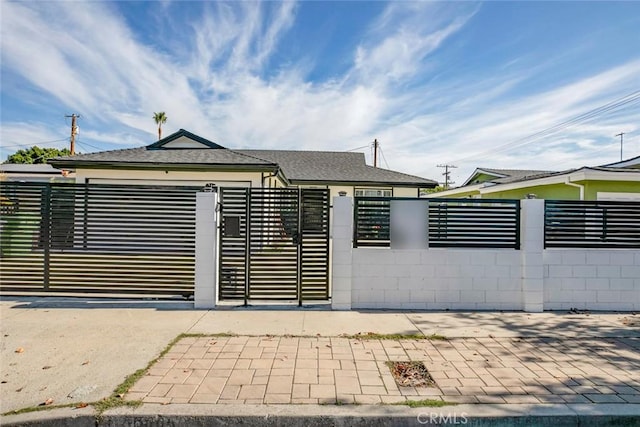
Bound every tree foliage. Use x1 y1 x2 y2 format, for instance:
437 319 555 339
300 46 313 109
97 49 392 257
153 112 168 140
422 185 447 194
4 146 72 164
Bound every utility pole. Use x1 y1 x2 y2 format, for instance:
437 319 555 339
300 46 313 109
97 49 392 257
373 139 379 168
437 164 457 189
66 114 80 155
615 132 625 161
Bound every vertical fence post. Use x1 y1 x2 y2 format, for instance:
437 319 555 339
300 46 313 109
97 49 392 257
194 189 218 309
42 184 51 291
331 194 353 310
520 199 545 312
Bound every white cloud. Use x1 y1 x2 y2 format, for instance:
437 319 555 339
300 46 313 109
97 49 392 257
1 0 638 187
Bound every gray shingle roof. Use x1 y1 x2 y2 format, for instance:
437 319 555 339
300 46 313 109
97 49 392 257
237 150 435 186
50 146 277 169
48 129 436 187
465 168 557 185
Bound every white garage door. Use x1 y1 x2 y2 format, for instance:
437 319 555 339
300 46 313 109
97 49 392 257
597 192 640 201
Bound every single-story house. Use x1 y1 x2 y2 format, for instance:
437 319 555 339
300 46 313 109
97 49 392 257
48 129 437 196
425 155 640 200
0 163 75 182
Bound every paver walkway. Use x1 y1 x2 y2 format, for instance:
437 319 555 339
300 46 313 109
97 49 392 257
126 335 640 405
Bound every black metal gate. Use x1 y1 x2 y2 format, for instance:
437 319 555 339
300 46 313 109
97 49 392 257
218 188 330 304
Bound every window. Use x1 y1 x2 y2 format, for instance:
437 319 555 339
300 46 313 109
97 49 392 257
355 188 392 197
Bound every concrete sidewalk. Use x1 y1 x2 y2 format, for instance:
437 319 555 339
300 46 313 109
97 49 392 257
1 297 639 424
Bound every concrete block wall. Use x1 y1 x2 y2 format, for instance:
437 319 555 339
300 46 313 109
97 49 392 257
332 196 640 312
544 250 640 311
351 248 522 310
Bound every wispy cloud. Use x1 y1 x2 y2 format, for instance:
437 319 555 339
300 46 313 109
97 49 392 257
1 1 638 183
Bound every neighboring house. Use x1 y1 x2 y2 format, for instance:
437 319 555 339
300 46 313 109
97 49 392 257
48 129 436 196
0 163 75 182
426 155 640 200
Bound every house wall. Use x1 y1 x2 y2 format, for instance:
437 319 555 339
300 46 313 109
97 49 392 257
581 180 640 200
484 183 578 200
75 168 264 187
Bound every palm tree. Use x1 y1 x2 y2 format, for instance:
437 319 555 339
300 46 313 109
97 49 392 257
153 112 167 140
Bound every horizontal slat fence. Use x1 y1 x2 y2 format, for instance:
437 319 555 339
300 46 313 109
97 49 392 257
354 197 520 249
429 199 520 249
545 200 640 248
1 182 198 297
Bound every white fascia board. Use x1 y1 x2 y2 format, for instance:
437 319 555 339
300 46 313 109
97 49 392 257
422 183 484 198
479 169 640 194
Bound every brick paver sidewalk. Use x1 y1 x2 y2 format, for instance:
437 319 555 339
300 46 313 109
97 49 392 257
126 335 640 405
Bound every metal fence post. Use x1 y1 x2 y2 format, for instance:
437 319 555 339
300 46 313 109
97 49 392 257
42 184 51 291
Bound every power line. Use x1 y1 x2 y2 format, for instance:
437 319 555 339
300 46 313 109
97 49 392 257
1 138 69 150
437 164 457 189
379 145 390 169
450 89 640 164
346 144 370 152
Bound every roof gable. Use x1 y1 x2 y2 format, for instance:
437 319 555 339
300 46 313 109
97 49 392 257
147 129 225 150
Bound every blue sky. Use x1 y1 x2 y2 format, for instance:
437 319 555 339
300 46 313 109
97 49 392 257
1 1 639 184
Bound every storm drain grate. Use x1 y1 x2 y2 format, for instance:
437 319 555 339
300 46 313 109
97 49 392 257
386 361 436 388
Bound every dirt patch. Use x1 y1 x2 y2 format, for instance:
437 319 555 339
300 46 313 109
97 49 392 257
386 361 436 388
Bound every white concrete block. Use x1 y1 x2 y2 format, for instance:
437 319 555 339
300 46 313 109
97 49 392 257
496 252 520 265
620 266 640 278
434 290 461 303
586 252 611 265
562 251 586 265
609 278 636 290
585 278 609 290
560 278 586 291
445 251 472 265
409 264 435 279
385 289 411 304
394 250 422 265
596 291 622 303
470 252 496 266
384 263 411 278
460 290 486 303
484 265 510 278
421 250 446 265
410 289 435 303
572 265 597 278
548 265 573 278
400 302 428 310
610 252 635 265
597 265 621 278
472 277 498 291
498 278 520 291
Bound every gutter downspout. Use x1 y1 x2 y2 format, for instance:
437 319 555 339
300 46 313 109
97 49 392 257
565 176 584 200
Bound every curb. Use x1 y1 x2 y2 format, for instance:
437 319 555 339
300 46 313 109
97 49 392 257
3 403 640 426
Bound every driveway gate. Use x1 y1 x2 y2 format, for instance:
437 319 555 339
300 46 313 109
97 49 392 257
218 188 330 304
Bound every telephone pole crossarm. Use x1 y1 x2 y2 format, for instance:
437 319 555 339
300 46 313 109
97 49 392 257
437 164 457 189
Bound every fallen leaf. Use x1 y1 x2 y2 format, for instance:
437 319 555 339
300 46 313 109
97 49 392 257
1 380 7 384
40 398 54 406
15 387 23 392
76 402 88 409
81 361 90 365
15 348 24 354
325 345 332 348
42 366 53 370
